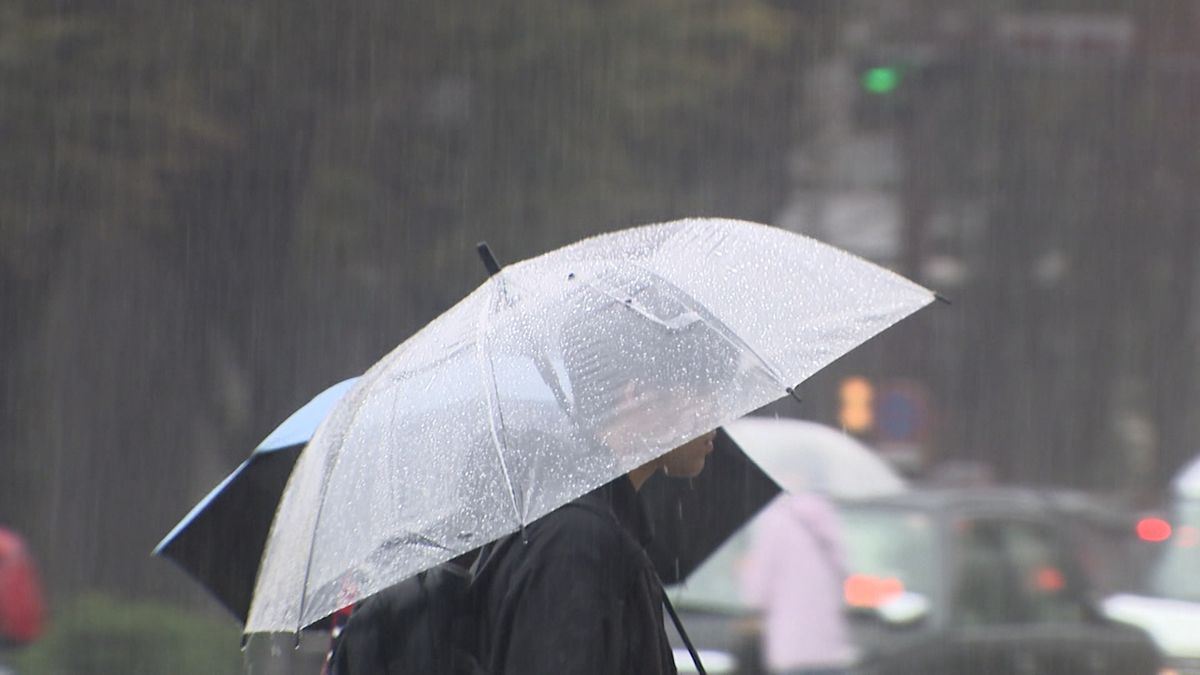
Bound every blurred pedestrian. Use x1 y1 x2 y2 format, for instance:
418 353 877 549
740 491 855 675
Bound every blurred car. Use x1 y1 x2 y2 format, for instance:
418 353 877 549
1038 488 1152 598
667 487 1161 675
1103 454 1200 675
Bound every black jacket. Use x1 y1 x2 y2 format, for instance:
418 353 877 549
329 560 484 675
471 476 677 675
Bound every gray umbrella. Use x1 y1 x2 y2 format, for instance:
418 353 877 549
247 217 935 633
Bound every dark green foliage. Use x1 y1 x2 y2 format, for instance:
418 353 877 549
13 593 242 675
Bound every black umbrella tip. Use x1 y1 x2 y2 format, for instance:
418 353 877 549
476 242 502 277
934 292 953 305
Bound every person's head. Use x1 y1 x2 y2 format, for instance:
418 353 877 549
558 273 741 480
657 429 718 478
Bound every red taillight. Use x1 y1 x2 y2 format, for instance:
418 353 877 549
1034 565 1065 592
844 574 905 608
1137 517 1172 542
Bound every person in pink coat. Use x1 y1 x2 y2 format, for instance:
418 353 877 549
739 491 856 675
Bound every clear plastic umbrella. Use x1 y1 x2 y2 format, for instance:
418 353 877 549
247 217 935 633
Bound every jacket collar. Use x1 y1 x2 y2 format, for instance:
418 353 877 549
582 475 655 548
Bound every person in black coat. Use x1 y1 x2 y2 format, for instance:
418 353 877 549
327 556 484 675
470 432 716 675
333 281 739 674
329 433 716 675
465 286 733 674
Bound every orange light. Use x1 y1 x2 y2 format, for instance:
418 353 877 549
841 377 874 401
1137 517 1172 542
839 376 875 433
844 573 904 608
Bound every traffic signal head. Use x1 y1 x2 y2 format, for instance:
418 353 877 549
839 376 875 434
861 66 902 94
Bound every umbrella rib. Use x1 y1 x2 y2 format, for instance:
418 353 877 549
627 262 791 390
289 477 329 630
477 277 526 528
291 369 399 631
291 384 366 633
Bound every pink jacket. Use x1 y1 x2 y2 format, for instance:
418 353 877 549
739 493 856 671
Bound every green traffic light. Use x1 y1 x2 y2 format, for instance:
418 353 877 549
862 67 901 94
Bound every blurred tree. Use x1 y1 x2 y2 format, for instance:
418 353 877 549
0 1 242 598
0 0 818 615
292 0 799 350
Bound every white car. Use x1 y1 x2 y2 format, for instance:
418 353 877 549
1103 455 1200 674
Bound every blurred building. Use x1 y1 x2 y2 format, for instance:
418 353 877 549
777 0 1200 498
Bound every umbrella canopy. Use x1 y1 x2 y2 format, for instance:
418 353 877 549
153 379 358 621
248 217 934 633
725 417 907 499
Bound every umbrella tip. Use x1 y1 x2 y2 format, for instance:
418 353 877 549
786 386 803 405
934 292 953 305
477 242 502 277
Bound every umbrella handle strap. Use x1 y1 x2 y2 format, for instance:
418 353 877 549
661 588 706 675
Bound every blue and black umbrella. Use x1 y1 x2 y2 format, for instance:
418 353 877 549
154 376 781 623
153 379 357 623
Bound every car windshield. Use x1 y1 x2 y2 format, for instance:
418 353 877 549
667 502 938 613
1144 500 1200 602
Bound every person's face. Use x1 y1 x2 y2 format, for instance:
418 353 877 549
660 429 718 479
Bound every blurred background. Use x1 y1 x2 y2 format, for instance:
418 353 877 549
2 0 1199 672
